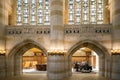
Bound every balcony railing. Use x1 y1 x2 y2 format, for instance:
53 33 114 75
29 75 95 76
64 24 112 35
6 25 50 36
6 24 112 36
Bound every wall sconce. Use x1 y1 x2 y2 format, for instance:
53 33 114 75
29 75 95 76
0 50 6 56
111 49 120 55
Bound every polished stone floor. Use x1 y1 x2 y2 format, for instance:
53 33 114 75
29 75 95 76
1 68 110 80
1 72 109 80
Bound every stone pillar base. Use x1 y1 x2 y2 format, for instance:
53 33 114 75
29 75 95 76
47 53 69 80
111 54 120 80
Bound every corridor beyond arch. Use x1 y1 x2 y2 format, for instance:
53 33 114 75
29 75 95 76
7 39 47 76
67 40 110 77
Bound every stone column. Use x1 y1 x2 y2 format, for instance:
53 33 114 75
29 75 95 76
108 0 112 23
99 56 105 77
0 0 10 77
0 0 6 50
48 0 70 79
111 54 120 80
14 55 22 76
110 0 120 79
6 56 14 77
0 0 11 25
9 0 16 25
67 57 72 77
47 53 68 80
103 0 110 24
64 55 72 78
63 0 68 24
104 55 112 79
50 0 64 50
112 0 120 48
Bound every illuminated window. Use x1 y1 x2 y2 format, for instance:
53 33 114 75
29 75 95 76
90 0 96 24
68 0 74 24
16 0 50 25
68 0 103 24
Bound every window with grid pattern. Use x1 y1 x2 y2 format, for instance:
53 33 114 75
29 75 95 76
68 0 103 24
16 0 50 25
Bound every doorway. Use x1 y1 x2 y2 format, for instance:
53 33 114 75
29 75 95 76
7 40 47 76
68 40 109 77
22 48 47 74
71 47 99 73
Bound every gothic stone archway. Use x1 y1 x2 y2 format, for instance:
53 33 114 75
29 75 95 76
68 40 110 77
7 39 47 76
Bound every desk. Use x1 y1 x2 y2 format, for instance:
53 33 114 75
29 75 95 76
36 64 47 71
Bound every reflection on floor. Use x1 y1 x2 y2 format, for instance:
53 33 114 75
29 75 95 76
23 68 47 74
72 68 98 73
23 68 99 75
1 68 108 80
1 73 108 80
23 68 98 73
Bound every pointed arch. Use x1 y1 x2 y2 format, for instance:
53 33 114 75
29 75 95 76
67 39 110 77
7 39 47 76
8 39 47 57
68 39 110 57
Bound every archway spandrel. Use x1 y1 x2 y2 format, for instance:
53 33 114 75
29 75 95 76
67 40 110 57
8 39 47 57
